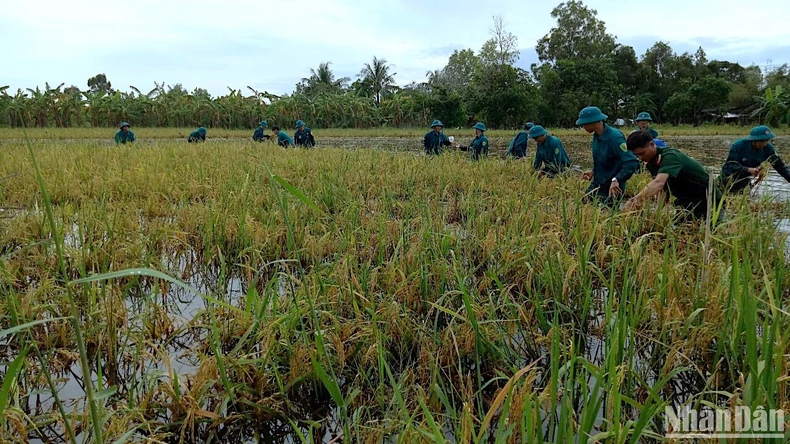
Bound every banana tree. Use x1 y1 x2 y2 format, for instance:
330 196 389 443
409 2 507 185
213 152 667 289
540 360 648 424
752 86 790 126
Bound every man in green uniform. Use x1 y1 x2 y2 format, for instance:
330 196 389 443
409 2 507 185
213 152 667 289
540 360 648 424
294 120 316 147
635 112 659 139
456 122 489 161
624 130 721 220
252 121 270 142
188 127 207 143
506 122 534 159
529 125 571 177
576 106 640 207
114 122 136 144
272 126 294 147
423 120 451 155
719 125 790 193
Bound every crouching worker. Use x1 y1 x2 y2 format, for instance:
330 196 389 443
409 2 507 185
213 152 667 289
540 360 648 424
253 121 270 142
294 120 316 147
506 122 533 159
115 122 136 144
529 125 571 177
272 126 294 147
424 120 451 155
624 130 722 220
456 122 489 161
718 125 790 193
188 127 207 143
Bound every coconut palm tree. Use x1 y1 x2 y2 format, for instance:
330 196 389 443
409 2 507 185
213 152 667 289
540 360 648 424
300 62 350 97
358 57 397 107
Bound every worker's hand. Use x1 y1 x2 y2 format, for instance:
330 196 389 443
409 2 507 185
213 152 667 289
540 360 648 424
623 197 641 212
609 179 623 197
582 170 594 180
747 167 760 177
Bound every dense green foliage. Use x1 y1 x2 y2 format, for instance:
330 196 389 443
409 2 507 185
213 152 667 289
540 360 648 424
2 0 790 130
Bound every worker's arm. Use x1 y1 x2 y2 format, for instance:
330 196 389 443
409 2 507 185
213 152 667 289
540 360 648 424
766 145 790 182
624 173 669 211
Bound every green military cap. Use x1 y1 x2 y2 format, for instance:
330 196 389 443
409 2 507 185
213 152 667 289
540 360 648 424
746 125 776 141
635 112 652 122
528 125 548 138
576 106 608 126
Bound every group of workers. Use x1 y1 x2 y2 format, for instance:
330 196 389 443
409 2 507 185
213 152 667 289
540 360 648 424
114 120 317 147
113 105 788 222
425 107 790 221
252 120 316 148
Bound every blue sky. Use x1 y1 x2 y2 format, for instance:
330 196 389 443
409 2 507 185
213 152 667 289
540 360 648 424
2 0 789 97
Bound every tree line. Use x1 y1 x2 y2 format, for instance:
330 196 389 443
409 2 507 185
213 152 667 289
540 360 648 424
2 0 790 130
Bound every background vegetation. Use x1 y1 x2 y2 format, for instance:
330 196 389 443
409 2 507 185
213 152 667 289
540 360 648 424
3 1 790 131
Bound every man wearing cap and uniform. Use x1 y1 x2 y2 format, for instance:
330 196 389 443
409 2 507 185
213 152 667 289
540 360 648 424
530 125 571 177
294 120 316 147
719 125 790 193
115 122 136 144
188 127 207 143
424 120 452 155
576 106 640 207
253 121 270 142
457 122 489 161
624 130 722 220
635 112 659 139
507 122 534 159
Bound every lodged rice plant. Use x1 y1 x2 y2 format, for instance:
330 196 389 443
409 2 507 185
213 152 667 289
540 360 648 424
0 136 788 443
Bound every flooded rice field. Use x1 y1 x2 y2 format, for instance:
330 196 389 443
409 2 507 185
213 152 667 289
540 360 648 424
1 137 789 442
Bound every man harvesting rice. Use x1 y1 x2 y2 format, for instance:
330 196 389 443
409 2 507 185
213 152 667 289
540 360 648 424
718 125 790 193
115 122 136 144
456 122 489 161
576 106 640 207
506 122 534 159
272 126 295 147
253 121 270 142
529 125 571 177
294 120 316 147
188 127 207 143
423 120 452 155
624 130 722 220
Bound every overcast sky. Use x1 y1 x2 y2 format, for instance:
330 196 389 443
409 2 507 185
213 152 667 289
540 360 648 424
2 0 789 97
